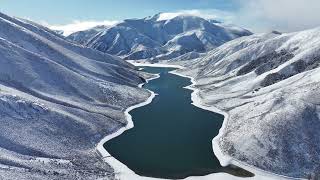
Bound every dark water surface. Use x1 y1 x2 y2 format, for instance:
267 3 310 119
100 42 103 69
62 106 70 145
104 67 253 179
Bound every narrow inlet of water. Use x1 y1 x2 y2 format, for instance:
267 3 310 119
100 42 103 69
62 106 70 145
104 67 253 179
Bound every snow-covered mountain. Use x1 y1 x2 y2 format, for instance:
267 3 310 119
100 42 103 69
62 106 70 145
0 12 152 179
2 8 319 179
171 28 320 179
67 25 111 44
66 13 252 61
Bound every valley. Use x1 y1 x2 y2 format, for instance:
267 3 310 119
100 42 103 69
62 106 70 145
104 66 253 179
0 6 319 180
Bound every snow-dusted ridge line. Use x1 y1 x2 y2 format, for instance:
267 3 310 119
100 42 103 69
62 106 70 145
127 62 299 180
67 14 252 62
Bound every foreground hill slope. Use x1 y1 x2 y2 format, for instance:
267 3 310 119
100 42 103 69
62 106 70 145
67 13 252 61
0 12 151 179
173 29 320 178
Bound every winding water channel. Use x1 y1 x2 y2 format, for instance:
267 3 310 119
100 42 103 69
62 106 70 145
104 66 253 179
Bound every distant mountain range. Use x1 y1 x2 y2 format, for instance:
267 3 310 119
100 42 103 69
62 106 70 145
67 13 252 61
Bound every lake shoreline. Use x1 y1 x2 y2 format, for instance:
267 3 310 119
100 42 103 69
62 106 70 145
96 72 160 179
96 61 292 180
130 62 299 180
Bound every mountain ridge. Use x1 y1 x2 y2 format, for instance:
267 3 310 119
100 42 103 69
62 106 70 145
66 13 252 61
0 11 153 179
169 27 320 179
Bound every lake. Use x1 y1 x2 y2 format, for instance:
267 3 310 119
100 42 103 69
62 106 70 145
104 66 253 179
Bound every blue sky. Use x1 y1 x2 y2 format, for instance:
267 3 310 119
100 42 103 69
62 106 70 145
1 0 320 34
0 0 237 24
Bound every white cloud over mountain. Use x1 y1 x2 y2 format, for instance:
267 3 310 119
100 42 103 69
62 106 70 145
157 9 235 23
159 0 320 33
46 0 320 36
236 0 320 32
49 20 119 36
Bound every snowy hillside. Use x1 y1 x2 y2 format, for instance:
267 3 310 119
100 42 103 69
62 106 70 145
0 12 152 179
172 28 320 179
67 25 111 44
66 13 252 61
2 7 319 179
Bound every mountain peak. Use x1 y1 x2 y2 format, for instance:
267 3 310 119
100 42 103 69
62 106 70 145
145 12 162 21
67 13 252 61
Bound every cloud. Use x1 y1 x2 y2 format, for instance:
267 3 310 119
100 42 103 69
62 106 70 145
46 9 238 36
157 1 320 33
48 20 119 36
45 1 320 37
235 0 320 32
157 9 235 23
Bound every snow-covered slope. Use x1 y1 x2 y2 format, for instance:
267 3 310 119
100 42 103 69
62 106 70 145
66 13 252 61
0 12 152 179
67 25 111 44
172 28 320 179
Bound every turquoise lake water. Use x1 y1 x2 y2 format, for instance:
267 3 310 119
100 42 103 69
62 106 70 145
104 67 253 179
